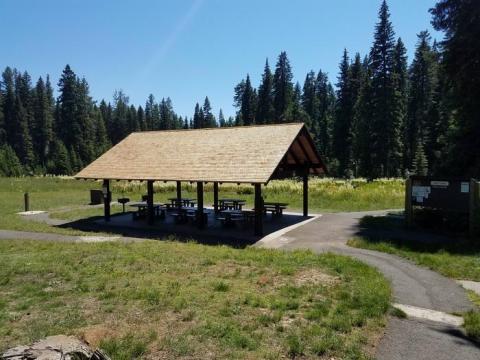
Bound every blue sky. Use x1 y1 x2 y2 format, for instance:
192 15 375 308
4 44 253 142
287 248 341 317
0 0 440 119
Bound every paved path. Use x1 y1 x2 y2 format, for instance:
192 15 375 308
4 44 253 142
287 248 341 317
256 211 480 360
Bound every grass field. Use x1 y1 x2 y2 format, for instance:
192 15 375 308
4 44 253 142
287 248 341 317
0 176 404 234
0 240 391 359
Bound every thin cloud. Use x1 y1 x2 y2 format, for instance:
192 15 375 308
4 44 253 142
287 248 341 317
138 0 203 82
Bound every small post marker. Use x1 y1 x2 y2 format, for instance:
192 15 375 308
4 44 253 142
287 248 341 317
24 192 29 212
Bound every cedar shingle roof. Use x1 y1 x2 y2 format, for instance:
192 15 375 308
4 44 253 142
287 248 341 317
75 123 325 183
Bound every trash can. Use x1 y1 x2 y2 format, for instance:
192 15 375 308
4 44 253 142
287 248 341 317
90 190 104 205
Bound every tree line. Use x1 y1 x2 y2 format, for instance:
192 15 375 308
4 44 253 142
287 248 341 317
0 0 478 179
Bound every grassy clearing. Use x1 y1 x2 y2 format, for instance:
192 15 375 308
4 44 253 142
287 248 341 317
0 239 391 359
0 177 404 234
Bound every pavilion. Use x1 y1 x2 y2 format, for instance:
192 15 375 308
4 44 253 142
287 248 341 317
74 123 326 236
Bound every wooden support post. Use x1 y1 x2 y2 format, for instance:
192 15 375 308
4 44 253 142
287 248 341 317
176 181 181 201
197 182 204 229
469 179 478 237
303 170 309 217
147 180 154 225
254 183 263 236
405 177 413 228
103 179 111 222
213 182 219 213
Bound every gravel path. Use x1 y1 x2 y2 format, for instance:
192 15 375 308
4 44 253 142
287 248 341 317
256 210 480 360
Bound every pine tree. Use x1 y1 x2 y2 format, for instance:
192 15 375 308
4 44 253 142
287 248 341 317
111 90 129 143
0 144 23 176
368 0 398 177
182 116 189 129
145 94 155 130
302 70 318 130
92 106 110 156
99 100 113 140
193 103 203 128
127 104 139 133
288 82 309 123
0 90 4 145
234 75 256 125
137 106 146 131
69 146 82 173
202 97 216 127
218 109 226 127
431 0 480 176
390 37 408 176
33 76 54 168
48 140 71 175
406 31 437 174
333 49 354 177
1 67 16 147
75 77 95 164
256 59 275 124
412 140 428 176
355 66 376 178
159 98 174 130
57 65 78 149
315 70 335 161
13 95 34 170
273 51 294 121
348 53 365 176
428 51 453 175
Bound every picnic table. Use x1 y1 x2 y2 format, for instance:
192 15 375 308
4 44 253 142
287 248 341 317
219 198 246 211
217 209 255 226
169 206 208 224
263 202 288 216
129 201 166 220
167 198 196 208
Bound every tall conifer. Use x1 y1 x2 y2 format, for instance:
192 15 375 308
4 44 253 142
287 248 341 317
273 52 294 121
256 59 275 124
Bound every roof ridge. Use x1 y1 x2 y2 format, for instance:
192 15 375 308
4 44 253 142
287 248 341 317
130 122 304 135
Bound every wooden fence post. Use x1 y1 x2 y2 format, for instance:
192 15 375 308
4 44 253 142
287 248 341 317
405 177 413 228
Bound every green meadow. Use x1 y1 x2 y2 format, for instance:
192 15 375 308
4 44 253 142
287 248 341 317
0 176 404 234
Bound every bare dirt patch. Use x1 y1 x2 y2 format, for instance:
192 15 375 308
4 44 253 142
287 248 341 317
294 268 339 287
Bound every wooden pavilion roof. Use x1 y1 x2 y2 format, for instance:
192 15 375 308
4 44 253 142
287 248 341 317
74 123 326 184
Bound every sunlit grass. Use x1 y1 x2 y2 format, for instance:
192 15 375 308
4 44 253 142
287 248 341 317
0 239 391 359
0 176 404 235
